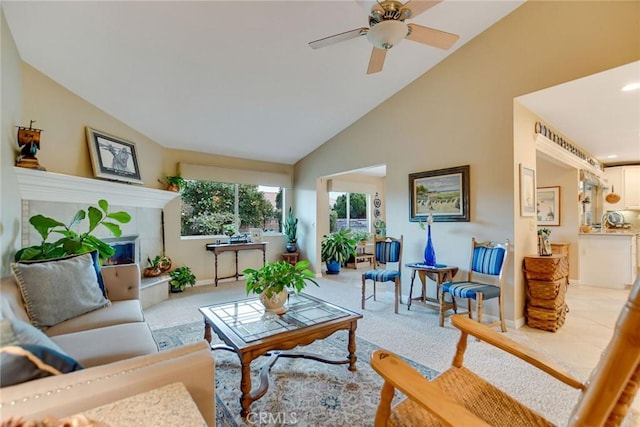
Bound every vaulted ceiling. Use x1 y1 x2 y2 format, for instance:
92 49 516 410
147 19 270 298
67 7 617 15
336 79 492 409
3 1 524 164
4 1 637 166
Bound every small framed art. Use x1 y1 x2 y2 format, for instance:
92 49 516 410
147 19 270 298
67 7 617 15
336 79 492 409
86 127 143 185
537 186 560 226
519 164 536 217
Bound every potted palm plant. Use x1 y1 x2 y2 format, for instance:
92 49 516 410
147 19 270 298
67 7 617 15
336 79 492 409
283 207 298 253
243 260 318 314
321 228 357 274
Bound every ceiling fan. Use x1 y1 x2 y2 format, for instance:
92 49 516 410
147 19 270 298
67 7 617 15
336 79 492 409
309 0 459 74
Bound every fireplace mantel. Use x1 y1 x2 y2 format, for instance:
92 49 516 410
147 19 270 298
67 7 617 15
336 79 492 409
15 167 179 209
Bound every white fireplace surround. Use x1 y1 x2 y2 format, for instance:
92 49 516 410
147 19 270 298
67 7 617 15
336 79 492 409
15 167 178 308
14 167 179 208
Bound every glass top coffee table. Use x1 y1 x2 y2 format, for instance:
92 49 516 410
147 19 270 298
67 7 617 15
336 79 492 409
199 292 362 418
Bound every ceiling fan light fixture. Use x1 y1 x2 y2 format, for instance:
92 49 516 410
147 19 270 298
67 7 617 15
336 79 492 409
366 20 408 50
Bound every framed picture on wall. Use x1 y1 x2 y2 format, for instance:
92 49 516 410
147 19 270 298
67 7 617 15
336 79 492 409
519 164 536 217
409 165 470 222
86 127 143 185
537 186 561 226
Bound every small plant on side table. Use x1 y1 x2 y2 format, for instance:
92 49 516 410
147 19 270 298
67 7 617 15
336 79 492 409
169 266 196 293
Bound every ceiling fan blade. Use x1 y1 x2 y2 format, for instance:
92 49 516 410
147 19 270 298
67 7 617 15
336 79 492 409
309 28 369 49
367 47 387 74
401 0 442 19
406 24 459 49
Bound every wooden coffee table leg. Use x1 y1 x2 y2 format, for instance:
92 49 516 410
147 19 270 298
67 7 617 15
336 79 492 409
348 324 357 372
240 359 252 418
203 320 211 343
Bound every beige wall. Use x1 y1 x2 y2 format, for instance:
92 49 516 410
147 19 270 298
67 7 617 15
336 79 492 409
7 64 293 282
1 2 638 323
295 1 639 326
535 155 580 281
1 9 23 276
22 63 167 185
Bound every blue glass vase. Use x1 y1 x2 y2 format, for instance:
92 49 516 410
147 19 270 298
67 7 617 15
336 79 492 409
424 225 437 266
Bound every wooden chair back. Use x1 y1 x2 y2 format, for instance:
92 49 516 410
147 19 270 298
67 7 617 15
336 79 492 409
570 281 640 425
371 268 640 426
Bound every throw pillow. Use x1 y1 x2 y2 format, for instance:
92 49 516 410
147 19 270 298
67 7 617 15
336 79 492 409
11 252 111 329
0 318 66 354
0 344 83 387
88 250 107 297
18 250 106 297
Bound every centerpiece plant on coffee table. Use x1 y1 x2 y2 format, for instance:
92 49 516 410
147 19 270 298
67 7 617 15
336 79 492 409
243 260 318 313
169 266 197 293
15 199 131 262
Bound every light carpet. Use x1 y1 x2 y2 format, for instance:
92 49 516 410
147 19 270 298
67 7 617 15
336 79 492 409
151 321 439 426
144 270 639 426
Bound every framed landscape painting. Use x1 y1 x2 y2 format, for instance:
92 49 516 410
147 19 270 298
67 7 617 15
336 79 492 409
537 186 560 226
86 127 143 185
409 165 470 222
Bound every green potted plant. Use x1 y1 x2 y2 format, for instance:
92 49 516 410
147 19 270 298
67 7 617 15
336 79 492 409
169 266 196 293
352 230 371 245
14 199 131 262
144 254 172 277
321 228 357 274
162 175 185 192
223 223 236 237
243 260 318 313
537 228 552 256
283 207 298 253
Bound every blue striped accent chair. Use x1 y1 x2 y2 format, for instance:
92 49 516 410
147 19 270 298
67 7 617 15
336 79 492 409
441 238 510 331
362 236 403 314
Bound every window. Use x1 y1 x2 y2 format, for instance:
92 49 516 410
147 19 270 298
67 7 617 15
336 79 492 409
180 179 282 236
329 192 370 233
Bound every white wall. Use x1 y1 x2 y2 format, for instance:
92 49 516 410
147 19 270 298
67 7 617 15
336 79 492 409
1 9 23 276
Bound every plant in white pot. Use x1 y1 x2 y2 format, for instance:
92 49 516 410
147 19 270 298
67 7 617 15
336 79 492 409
243 260 318 314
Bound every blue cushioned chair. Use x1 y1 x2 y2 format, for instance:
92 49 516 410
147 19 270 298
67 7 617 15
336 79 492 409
362 235 403 314
441 238 510 331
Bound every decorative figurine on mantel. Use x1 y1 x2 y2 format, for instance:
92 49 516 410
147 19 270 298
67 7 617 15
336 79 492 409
15 120 45 170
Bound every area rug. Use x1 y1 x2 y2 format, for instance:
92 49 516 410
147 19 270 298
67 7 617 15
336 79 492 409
151 321 439 426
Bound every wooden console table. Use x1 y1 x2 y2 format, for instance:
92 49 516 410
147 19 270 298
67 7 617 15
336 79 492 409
205 242 267 286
